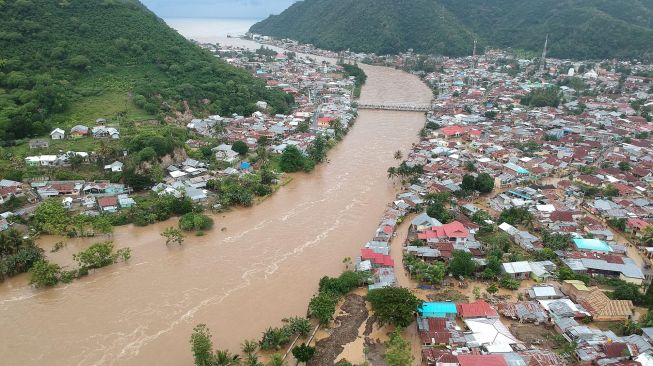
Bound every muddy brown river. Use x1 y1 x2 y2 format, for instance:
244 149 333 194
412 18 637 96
0 58 431 366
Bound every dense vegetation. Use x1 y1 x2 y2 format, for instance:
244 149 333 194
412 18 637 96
340 63 367 98
0 0 292 143
29 241 131 287
308 270 369 325
251 0 653 60
0 229 44 280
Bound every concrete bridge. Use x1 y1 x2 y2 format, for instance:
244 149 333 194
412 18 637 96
356 102 431 112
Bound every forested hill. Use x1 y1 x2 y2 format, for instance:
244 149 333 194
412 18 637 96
250 0 653 60
0 0 292 142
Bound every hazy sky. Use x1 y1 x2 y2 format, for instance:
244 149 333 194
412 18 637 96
141 0 297 19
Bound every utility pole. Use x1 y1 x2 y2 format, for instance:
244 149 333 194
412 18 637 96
540 34 548 73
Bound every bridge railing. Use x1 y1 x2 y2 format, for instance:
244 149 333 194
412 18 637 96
356 102 431 112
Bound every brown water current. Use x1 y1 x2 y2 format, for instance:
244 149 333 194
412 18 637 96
0 64 432 365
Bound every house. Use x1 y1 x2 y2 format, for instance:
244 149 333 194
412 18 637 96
560 280 590 300
563 257 645 285
456 355 508 366
499 222 544 251
626 218 651 237
25 155 59 167
97 196 119 213
440 125 465 138
528 285 564 300
457 300 499 319
497 301 548 323
50 128 65 140
418 221 469 244
422 349 458 366
518 350 565 366
410 212 442 231
82 196 96 209
578 289 634 322
572 238 613 253
463 317 522 353
92 126 120 139
117 194 135 209
104 161 124 173
416 316 465 346
367 267 396 290
418 302 458 319
70 125 89 138
185 186 208 202
360 248 394 268
29 139 49 149
212 144 240 163
502 261 532 280
0 185 20 204
561 280 634 321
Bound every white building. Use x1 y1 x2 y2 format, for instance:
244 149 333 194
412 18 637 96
50 128 65 140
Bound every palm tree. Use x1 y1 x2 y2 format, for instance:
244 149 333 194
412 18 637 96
267 354 286 366
394 150 403 160
241 339 258 359
387 166 397 180
215 350 240 366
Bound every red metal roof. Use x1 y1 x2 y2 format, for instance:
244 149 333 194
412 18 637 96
456 300 498 318
457 354 508 366
360 248 394 267
97 196 118 207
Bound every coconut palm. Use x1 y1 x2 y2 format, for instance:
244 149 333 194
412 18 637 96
387 166 397 180
267 354 286 366
241 339 258 359
215 350 240 366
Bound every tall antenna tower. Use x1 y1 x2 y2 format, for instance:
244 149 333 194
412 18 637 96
540 34 548 73
473 39 477 58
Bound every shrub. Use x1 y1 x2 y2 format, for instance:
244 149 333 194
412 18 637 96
178 212 214 232
29 259 61 288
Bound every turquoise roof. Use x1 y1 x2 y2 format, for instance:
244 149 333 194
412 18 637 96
419 302 457 314
573 238 613 252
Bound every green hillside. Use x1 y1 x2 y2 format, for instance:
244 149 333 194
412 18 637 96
0 0 292 142
250 0 653 60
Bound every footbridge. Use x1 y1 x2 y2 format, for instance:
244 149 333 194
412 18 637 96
356 102 431 112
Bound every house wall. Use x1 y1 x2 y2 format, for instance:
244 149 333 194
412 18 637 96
619 274 644 286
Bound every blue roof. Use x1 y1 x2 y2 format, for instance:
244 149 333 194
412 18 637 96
419 302 457 314
508 190 531 200
239 162 251 169
573 238 613 252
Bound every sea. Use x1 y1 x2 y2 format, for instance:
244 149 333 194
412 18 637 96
164 17 260 43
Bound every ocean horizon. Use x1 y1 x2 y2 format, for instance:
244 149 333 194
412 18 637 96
164 17 261 42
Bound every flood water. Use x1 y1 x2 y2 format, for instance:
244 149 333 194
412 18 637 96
0 22 432 366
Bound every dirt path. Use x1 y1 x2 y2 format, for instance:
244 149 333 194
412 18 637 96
308 294 369 366
391 214 414 288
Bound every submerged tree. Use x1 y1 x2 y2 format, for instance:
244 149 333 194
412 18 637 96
292 343 315 364
384 330 414 366
161 227 184 245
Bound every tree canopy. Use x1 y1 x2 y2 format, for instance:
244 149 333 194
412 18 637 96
367 287 420 327
449 250 476 277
